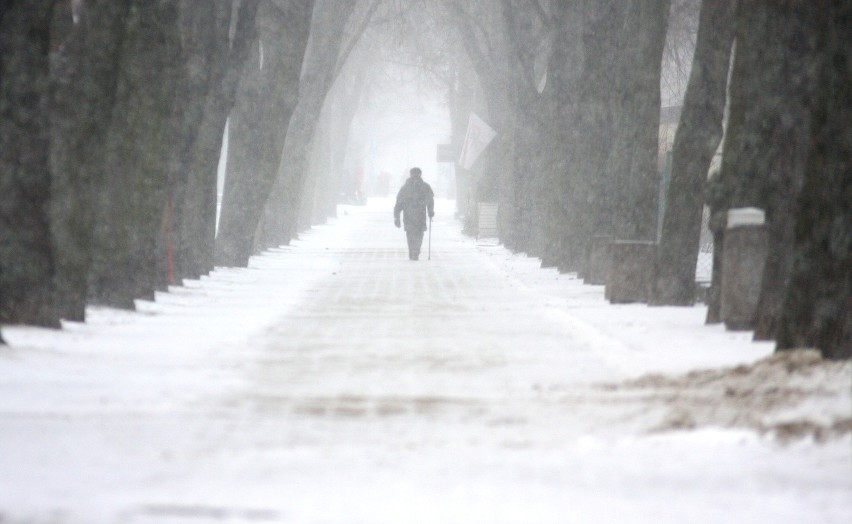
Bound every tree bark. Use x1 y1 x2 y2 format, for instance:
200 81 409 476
448 1 517 250
710 1 820 333
650 0 736 306
603 0 671 242
448 62 477 222
310 55 369 226
88 1 182 309
215 0 314 267
303 104 334 226
705 3 766 323
535 1 581 267
704 164 734 323
498 0 539 253
0 0 60 327
776 0 851 360
256 0 359 250
299 42 369 230
749 1 820 340
49 1 132 321
173 0 259 281
555 0 626 273
165 2 233 285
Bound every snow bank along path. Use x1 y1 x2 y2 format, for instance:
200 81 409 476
1 198 849 524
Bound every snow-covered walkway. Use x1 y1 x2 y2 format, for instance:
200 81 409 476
1 199 849 523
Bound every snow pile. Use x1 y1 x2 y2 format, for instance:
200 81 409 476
601 349 852 441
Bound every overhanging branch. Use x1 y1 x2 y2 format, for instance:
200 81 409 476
332 0 380 80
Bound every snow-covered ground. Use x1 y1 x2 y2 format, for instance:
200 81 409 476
1 198 849 524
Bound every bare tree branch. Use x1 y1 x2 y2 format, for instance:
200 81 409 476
332 0 380 80
527 0 550 27
446 0 494 80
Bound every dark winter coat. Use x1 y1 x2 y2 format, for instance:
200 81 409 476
394 176 434 232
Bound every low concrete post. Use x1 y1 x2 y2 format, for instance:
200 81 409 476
606 240 657 304
584 235 613 285
720 207 768 330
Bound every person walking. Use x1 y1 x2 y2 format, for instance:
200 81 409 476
394 167 434 261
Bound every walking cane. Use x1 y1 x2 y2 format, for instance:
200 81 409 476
428 216 432 260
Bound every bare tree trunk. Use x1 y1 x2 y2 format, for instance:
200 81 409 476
49 1 131 321
0 0 60 327
88 1 182 309
555 0 625 273
301 44 369 229
304 106 334 225
316 60 368 224
215 0 314 267
704 220 726 323
165 3 233 285
537 0 582 268
455 3 518 249
705 3 765 323
448 63 476 222
497 0 535 253
710 1 819 333
750 2 820 340
256 0 359 249
448 2 515 242
651 0 736 306
777 0 851 360
174 0 259 281
604 0 671 242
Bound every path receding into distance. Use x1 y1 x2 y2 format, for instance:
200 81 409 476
1 199 849 524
